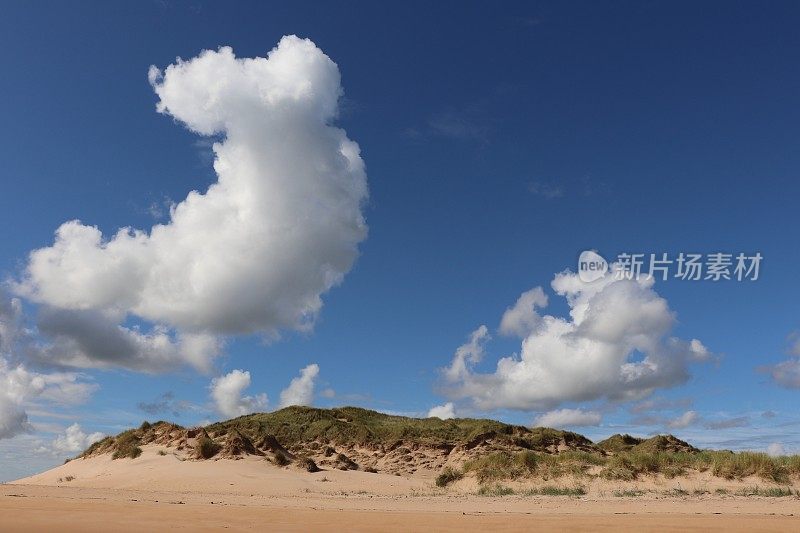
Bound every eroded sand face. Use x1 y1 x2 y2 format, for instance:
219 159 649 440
4 447 799 532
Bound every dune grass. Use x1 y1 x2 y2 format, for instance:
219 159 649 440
111 431 142 459
195 436 221 459
613 489 647 497
522 485 586 496
435 466 463 487
462 451 538 483
462 448 800 485
476 484 515 496
735 486 797 497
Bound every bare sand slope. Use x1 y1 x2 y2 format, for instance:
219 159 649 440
14 445 427 495
5 446 799 532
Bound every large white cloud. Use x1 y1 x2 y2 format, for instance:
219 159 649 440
279 363 319 408
14 36 368 371
441 270 712 411
210 369 268 418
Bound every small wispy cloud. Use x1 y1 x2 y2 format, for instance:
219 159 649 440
428 109 488 142
629 397 694 414
137 391 198 417
760 330 800 389
534 408 602 428
527 181 564 199
704 416 750 430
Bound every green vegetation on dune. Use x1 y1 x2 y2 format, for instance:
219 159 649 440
110 430 143 459
462 448 800 484
597 434 643 453
206 406 524 448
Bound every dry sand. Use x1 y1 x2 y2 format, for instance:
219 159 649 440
3 446 798 532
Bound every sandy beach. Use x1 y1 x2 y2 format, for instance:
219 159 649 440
2 483 797 532
4 449 798 532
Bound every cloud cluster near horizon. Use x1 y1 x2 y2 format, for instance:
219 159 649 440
11 36 368 374
209 363 320 419
1 295 100 440
209 369 268 419
427 402 455 420
440 270 713 412
52 423 105 454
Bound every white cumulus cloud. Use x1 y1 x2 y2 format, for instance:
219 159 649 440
52 423 105 454
499 287 548 338
14 35 368 372
441 270 712 411
534 408 601 428
210 369 268 418
279 363 320 408
427 402 456 420
444 326 490 383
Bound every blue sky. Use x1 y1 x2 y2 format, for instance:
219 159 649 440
1 0 800 480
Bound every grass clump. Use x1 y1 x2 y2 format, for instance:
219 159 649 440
599 455 636 480
463 451 538 483
80 436 113 458
523 485 586 496
157 450 168 456
664 488 689 496
196 436 221 459
296 456 320 472
711 452 789 483
273 451 291 466
477 484 515 496
735 486 796 497
112 431 142 459
435 466 463 487
613 489 647 497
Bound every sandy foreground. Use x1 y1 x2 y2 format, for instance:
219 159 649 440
3 447 798 532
